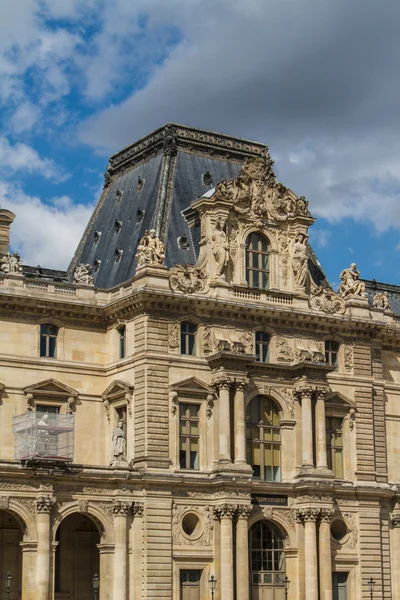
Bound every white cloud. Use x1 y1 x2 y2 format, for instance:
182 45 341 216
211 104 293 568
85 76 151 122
310 229 331 249
0 182 94 269
9 101 41 133
0 137 67 181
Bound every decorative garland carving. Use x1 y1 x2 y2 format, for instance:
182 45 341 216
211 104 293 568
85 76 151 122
309 287 346 315
168 322 180 350
36 495 55 514
344 345 353 371
112 500 133 516
276 336 293 363
343 512 358 549
169 265 208 294
172 504 213 546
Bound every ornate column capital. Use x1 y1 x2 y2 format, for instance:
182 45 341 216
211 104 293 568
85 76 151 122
112 500 133 516
234 379 248 392
236 505 252 520
36 495 55 514
296 507 320 522
133 502 144 517
391 513 400 528
212 375 234 391
293 384 314 402
216 503 237 519
320 508 334 522
314 386 329 401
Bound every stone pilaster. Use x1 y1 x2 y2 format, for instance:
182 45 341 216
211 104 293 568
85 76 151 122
36 495 54 600
216 504 236 600
132 502 144 600
319 509 334 600
234 380 248 465
297 508 320 600
113 500 133 600
315 389 328 470
213 377 233 462
390 513 400 599
236 505 251 600
294 385 315 469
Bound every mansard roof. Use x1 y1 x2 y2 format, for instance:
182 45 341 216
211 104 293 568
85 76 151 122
68 123 268 289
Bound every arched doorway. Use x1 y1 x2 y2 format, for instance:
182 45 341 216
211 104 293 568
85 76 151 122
249 520 286 600
0 511 23 600
55 513 100 600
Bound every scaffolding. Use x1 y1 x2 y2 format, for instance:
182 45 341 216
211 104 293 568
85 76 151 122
13 411 74 464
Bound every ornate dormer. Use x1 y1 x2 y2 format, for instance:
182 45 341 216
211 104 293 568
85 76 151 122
190 155 315 294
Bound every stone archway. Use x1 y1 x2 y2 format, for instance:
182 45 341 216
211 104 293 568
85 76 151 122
54 513 100 600
0 510 24 600
249 519 287 600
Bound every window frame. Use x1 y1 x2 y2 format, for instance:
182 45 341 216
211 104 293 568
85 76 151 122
179 403 200 470
246 396 281 482
117 325 126 360
326 415 344 478
180 321 197 356
245 232 270 290
255 331 270 363
40 323 59 358
325 340 340 367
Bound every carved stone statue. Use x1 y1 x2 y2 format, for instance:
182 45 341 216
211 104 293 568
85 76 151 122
0 252 22 275
111 421 127 466
212 218 229 278
292 233 309 290
373 291 390 310
35 413 50 456
74 263 94 286
338 263 366 298
136 229 165 268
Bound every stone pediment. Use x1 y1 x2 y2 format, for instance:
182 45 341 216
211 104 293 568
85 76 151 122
102 380 134 402
170 377 213 395
325 391 356 408
210 156 314 226
23 379 78 398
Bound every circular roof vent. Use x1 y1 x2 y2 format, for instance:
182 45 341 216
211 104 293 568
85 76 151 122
178 236 190 250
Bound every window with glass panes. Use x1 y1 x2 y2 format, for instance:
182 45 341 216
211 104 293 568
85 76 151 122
325 340 340 366
117 326 126 359
326 416 344 478
180 322 197 355
249 521 286 588
40 324 58 357
245 233 269 290
115 405 127 437
255 332 270 363
246 396 281 481
179 404 199 470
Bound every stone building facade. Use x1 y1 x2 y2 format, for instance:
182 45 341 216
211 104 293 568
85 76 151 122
0 124 399 600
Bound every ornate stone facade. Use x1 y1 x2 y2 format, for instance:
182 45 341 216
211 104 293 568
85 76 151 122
0 125 399 600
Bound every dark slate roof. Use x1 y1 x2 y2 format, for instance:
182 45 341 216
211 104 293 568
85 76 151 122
363 279 400 315
69 123 268 289
23 265 67 281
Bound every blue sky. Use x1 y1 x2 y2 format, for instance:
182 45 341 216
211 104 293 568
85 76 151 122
1 0 400 287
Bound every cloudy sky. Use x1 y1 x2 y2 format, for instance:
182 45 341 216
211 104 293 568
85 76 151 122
1 0 400 285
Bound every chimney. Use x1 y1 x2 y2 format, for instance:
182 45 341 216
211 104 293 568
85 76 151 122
0 210 16 255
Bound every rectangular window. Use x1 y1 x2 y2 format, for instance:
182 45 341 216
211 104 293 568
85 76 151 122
180 322 197 356
326 417 344 478
255 332 270 363
118 326 126 359
179 403 199 470
40 324 58 358
332 572 348 600
325 340 340 366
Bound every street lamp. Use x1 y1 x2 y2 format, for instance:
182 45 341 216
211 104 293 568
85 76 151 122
283 575 290 600
92 573 100 600
209 574 217 600
367 577 375 600
5 572 12 600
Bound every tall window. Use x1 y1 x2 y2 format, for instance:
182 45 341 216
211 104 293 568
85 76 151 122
179 404 199 470
255 332 270 363
180 322 197 355
246 396 281 481
249 522 285 588
117 325 126 359
40 324 58 358
326 416 344 478
246 232 269 290
325 340 340 366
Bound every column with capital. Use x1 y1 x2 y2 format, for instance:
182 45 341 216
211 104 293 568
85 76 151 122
213 378 232 462
113 500 132 600
131 503 144 600
315 388 329 470
295 386 315 468
234 380 248 465
218 504 236 600
36 495 54 600
236 505 251 600
319 509 334 600
297 508 320 600
390 513 400 600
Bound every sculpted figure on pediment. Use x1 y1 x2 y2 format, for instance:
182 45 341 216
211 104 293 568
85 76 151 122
136 229 165 268
292 233 309 291
309 287 346 315
1 252 22 275
338 263 365 298
74 263 94 286
373 291 390 310
212 217 230 278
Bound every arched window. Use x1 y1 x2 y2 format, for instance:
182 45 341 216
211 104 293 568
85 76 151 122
246 232 270 290
40 324 58 358
246 396 281 481
249 521 285 589
255 332 270 363
180 322 197 356
325 340 340 366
